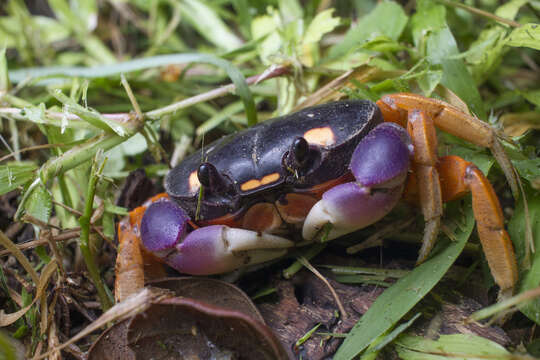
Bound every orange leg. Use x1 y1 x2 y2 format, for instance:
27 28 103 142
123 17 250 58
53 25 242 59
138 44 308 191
115 193 168 302
439 156 518 295
377 93 518 198
406 110 443 263
378 94 518 294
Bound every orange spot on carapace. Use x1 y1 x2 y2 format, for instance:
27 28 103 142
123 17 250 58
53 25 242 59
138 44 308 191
261 172 280 185
240 172 280 191
304 127 336 146
188 170 201 193
240 179 261 191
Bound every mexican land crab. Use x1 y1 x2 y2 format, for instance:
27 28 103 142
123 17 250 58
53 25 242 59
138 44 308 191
115 93 518 302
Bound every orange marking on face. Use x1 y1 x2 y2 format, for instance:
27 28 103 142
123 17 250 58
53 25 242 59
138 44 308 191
303 127 336 146
304 172 354 198
275 193 318 224
240 173 280 191
188 170 201 193
242 203 282 232
198 212 243 228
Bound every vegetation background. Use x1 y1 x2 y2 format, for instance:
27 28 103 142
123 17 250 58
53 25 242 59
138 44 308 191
0 0 539 358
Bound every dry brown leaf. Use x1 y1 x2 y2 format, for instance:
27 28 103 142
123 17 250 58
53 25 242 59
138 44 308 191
0 259 57 326
0 229 39 284
501 112 540 137
32 287 169 360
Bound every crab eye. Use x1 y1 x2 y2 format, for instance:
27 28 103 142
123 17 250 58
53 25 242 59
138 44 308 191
197 162 213 188
197 162 232 194
293 137 309 164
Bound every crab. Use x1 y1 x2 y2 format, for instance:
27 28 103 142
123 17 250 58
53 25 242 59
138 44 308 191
114 93 518 302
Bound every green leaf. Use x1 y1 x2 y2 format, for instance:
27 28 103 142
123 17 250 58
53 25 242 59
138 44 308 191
48 0 115 64
196 100 245 136
71 0 98 32
279 0 303 22
506 23 540 50
412 0 485 118
50 89 130 136
303 8 340 45
395 334 510 360
251 11 282 65
360 36 407 53
466 0 528 83
178 0 243 51
495 0 529 19
48 0 86 34
527 338 540 357
334 200 476 359
231 0 252 38
417 69 443 97
103 133 147 176
363 313 422 357
0 15 70 48
410 1 446 46
328 1 408 59
453 29 503 65
522 89 540 107
25 184 52 224
0 163 37 196
0 47 10 91
510 189 540 324
512 158 540 184
0 331 18 360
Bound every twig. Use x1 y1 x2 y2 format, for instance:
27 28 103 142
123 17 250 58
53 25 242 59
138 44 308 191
120 74 142 118
21 214 63 231
468 286 540 323
0 107 133 125
297 256 348 319
283 243 326 279
0 143 67 163
0 226 106 257
435 0 522 28
52 200 114 246
42 230 65 277
0 228 83 257
146 64 290 119
1 265 33 293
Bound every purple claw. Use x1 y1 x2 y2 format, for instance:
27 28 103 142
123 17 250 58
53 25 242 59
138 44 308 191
140 200 293 275
321 183 404 229
164 225 293 275
303 122 412 241
141 199 190 252
303 183 404 241
350 122 412 188
166 225 228 275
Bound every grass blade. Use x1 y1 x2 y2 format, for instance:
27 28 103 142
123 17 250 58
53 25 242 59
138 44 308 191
9 53 257 125
334 201 475 360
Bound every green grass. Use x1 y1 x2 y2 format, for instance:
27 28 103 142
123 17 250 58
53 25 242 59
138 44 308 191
0 0 539 358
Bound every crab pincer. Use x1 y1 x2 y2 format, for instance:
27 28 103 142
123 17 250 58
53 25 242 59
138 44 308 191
303 123 413 241
140 199 294 275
